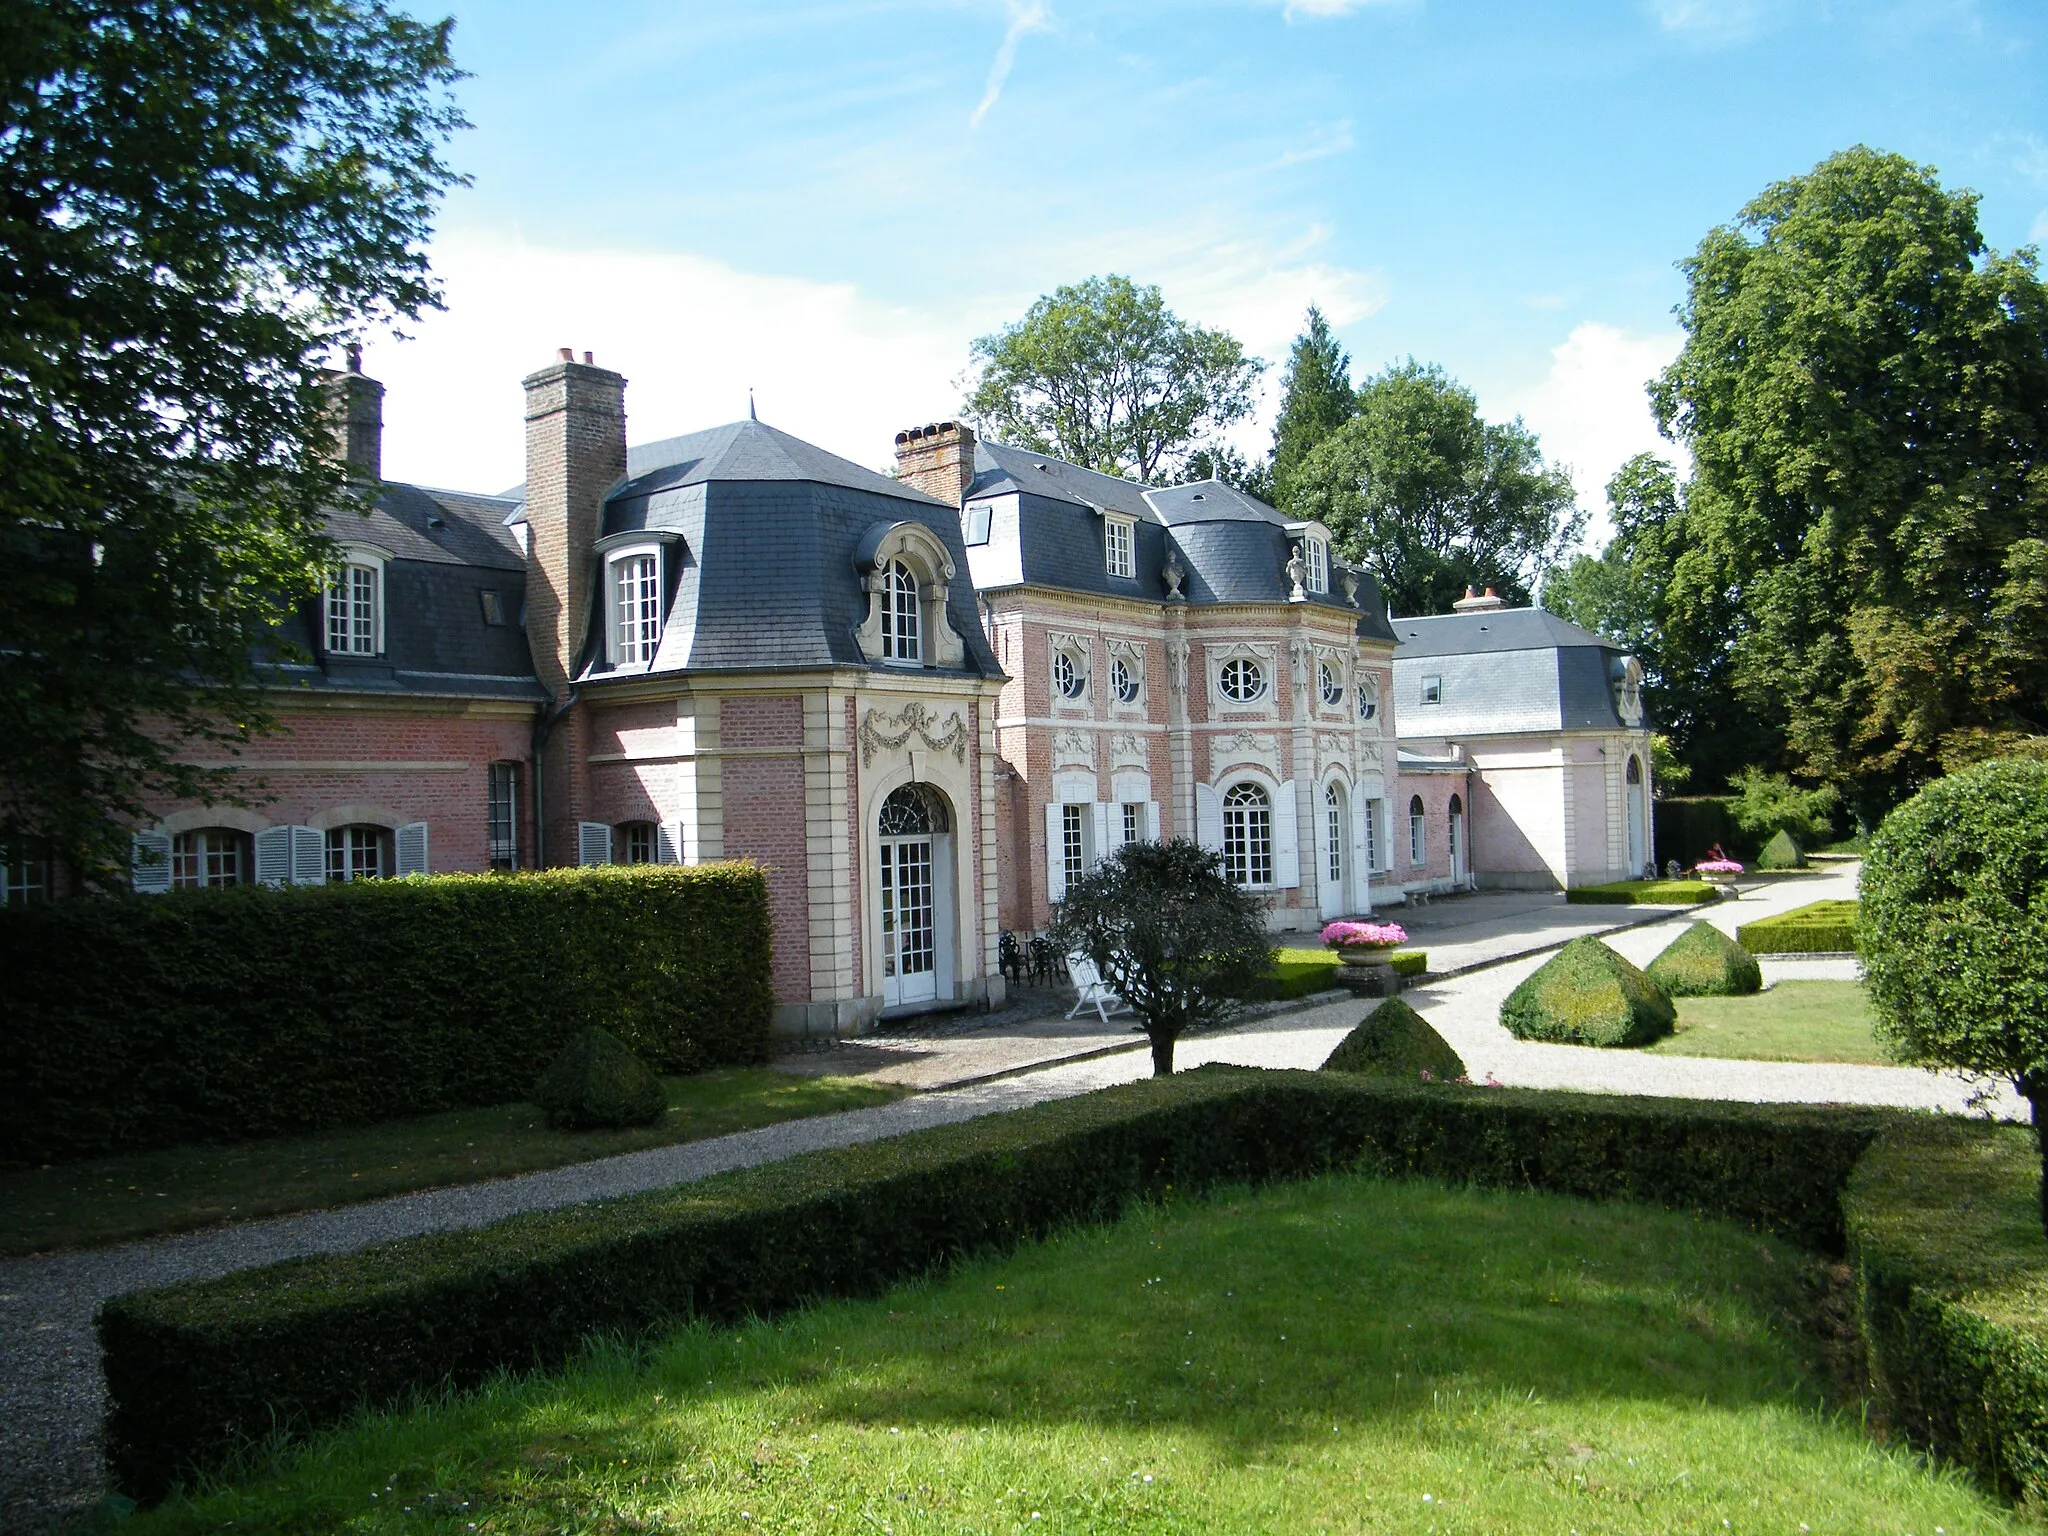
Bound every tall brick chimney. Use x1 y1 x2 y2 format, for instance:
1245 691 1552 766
522 348 627 696
894 420 976 508
324 344 384 484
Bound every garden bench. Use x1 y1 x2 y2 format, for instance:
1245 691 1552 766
1064 951 1132 1025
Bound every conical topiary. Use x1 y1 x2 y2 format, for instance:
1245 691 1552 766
1756 828 1805 870
1645 921 1763 997
1320 997 1467 1082
533 1027 667 1130
1500 935 1676 1047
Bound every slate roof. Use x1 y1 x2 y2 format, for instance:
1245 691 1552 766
961 440 1397 643
264 486 544 702
1391 606 1643 734
1389 607 1616 659
582 419 1002 681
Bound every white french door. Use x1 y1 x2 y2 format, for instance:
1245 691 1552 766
880 834 939 1006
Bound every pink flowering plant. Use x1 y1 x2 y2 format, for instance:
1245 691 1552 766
1320 920 1408 950
1693 860 1744 875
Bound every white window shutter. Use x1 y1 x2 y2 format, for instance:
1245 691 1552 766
130 832 173 894
1144 800 1161 843
290 825 326 885
657 822 682 864
395 822 428 876
1044 802 1066 903
253 826 293 888
1273 779 1300 888
578 822 612 866
1089 802 1112 866
1351 797 1373 911
1195 783 1223 852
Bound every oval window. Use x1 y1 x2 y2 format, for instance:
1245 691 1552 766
1111 654 1140 703
1054 649 1086 699
1219 657 1265 703
1319 659 1344 708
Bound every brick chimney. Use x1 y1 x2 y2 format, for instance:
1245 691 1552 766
893 420 976 508
324 344 384 484
1452 584 1508 614
523 348 627 696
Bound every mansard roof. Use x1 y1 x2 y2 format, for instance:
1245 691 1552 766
580 419 1002 682
960 438 1396 643
1389 607 1619 658
1391 606 1645 735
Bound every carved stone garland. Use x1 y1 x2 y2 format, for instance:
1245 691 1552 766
858 702 968 768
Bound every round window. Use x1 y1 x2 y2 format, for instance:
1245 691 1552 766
1356 679 1378 721
1218 656 1265 703
1111 654 1140 703
1054 649 1086 699
1319 659 1344 708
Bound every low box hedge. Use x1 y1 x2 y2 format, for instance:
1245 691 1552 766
1846 1116 2048 1506
1737 899 1860 955
1566 878 1719 906
100 1068 1892 1501
0 865 774 1168
1390 949 1428 978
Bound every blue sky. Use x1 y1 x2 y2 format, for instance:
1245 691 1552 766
364 0 2048 541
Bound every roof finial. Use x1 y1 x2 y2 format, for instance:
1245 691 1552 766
748 387 757 422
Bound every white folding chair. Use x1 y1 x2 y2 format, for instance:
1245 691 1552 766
1064 950 1132 1024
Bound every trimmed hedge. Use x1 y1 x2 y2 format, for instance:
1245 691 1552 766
99 1068 1891 1501
1645 922 1763 997
0 865 773 1168
1500 936 1677 1047
534 1028 666 1131
1737 899 1860 955
1756 828 1806 870
1846 1116 2048 1506
1320 998 1466 1081
1390 950 1428 978
1566 878 1719 905
1653 795 1756 865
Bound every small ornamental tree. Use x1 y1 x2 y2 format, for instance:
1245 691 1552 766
1862 758 2048 1237
1050 838 1272 1076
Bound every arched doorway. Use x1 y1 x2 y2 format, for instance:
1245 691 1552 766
1320 779 1349 921
1448 793 1467 884
878 783 953 1008
1626 755 1647 878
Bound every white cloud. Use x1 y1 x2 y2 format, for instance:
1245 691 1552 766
971 1 1049 129
1279 0 1409 17
1504 321 1688 546
1648 0 1766 41
357 232 971 493
1271 120 1356 169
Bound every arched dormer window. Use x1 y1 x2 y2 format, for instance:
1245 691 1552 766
324 547 388 656
605 544 663 667
855 520 966 669
883 560 920 663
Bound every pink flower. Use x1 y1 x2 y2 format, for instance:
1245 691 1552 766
1693 860 1744 874
1320 920 1409 948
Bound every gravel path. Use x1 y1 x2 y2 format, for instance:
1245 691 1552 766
2 862 2013 1531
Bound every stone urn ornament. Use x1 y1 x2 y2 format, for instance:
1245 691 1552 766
1322 919 1410 996
1692 858 1744 898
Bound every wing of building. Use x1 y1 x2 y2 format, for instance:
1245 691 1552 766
95 360 1653 1037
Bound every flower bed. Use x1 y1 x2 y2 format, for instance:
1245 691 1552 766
1320 920 1409 950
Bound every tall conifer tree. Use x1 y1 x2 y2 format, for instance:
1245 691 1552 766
1270 306 1356 510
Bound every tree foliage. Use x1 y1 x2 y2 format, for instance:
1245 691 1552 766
1291 359 1584 616
964 275 1263 485
1653 146 2048 819
1540 454 1780 789
1269 304 1353 509
0 0 467 877
1861 758 2048 1236
1049 838 1272 1077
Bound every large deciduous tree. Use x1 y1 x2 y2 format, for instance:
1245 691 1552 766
1653 146 2048 819
964 275 1263 485
1269 304 1354 510
1 0 467 880
1291 359 1583 617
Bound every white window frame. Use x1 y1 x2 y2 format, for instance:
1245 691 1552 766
1218 656 1265 704
1318 658 1344 710
881 558 921 665
1420 675 1442 706
324 549 386 656
1357 677 1379 722
1409 796 1427 867
1104 514 1136 579
487 762 518 871
1110 654 1139 703
1222 781 1274 888
1051 637 1089 702
172 828 247 890
606 545 663 667
1306 536 1329 594
1061 802 1090 890
1364 798 1384 871
1324 782 1345 886
963 501 994 546
326 823 390 883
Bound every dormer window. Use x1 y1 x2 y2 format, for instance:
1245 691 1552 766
963 501 993 546
1104 514 1135 579
324 552 385 655
882 559 921 663
606 545 662 666
1305 536 1329 594
1421 675 1442 706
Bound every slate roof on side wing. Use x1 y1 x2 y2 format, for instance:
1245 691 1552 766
584 419 1001 681
1391 606 1640 734
1389 607 1617 659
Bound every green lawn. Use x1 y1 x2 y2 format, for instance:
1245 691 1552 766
1647 980 1890 1065
0 1069 905 1258
119 1171 2007 1535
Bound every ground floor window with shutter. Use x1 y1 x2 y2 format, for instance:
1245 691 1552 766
487 762 518 870
1409 796 1427 867
617 821 656 864
1222 782 1272 888
1121 801 1144 846
1365 798 1384 871
327 825 389 882
172 828 250 889
1061 803 1089 890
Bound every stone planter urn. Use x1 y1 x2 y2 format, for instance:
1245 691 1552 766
1322 921 1410 998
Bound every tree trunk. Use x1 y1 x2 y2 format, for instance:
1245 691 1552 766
2027 1077 2048 1244
1150 1031 1176 1077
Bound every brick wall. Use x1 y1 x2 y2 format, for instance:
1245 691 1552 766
723 753 811 1003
